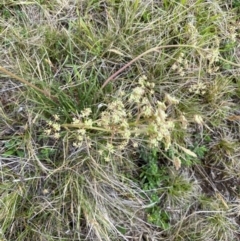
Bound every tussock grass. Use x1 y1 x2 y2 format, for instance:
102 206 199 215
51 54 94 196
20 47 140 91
0 0 240 240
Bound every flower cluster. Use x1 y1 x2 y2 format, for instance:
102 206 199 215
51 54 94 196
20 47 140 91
186 21 199 45
145 100 174 150
106 76 177 150
67 76 180 160
97 99 131 152
203 39 221 74
71 108 92 148
171 53 189 77
45 114 61 139
206 48 220 66
228 25 237 42
189 82 207 95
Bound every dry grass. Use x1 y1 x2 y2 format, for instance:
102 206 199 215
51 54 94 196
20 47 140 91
0 0 239 240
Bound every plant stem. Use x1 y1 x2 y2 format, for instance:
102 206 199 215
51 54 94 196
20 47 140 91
0 66 57 102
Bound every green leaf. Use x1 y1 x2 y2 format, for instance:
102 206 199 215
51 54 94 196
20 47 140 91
3 150 15 157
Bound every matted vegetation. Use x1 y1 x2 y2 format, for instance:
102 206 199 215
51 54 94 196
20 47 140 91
0 0 239 240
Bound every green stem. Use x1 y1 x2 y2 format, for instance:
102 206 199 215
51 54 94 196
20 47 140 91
62 123 111 132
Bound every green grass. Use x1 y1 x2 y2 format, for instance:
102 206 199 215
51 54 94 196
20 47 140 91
0 0 240 240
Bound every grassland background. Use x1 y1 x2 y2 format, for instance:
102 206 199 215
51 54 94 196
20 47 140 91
0 0 239 240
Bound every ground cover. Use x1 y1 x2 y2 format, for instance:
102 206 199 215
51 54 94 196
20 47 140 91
0 0 239 240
